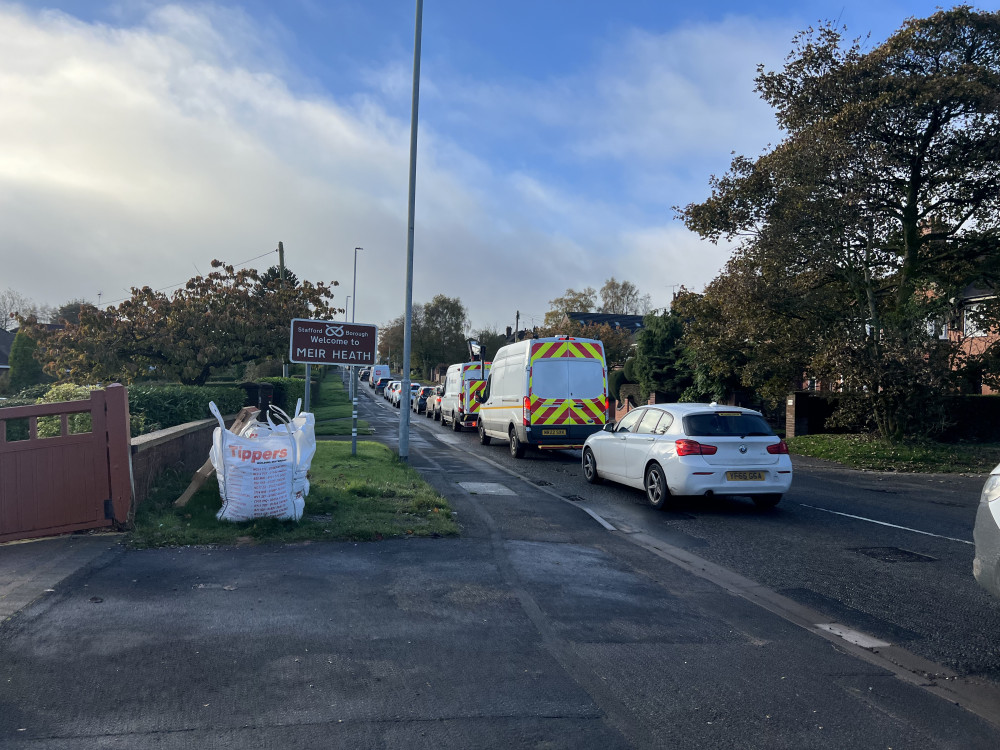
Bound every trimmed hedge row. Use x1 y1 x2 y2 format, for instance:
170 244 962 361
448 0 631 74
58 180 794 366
127 384 245 433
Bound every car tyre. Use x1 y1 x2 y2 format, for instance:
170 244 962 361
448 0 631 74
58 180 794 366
582 447 601 484
644 462 669 509
509 427 525 459
752 494 781 509
478 419 492 445
452 412 462 432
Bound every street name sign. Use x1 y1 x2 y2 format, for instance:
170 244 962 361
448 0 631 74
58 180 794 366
289 319 378 366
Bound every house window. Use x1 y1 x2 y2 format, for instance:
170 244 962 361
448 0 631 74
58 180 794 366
964 303 987 337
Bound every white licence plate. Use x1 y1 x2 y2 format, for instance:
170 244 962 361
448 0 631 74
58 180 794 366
726 471 765 481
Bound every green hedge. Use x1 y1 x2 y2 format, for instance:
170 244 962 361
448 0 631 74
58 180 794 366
127 384 245 433
258 377 317 414
939 395 1000 442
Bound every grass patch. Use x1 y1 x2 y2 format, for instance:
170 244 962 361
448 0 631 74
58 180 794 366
787 434 1000 474
311 377 370 434
130 441 458 548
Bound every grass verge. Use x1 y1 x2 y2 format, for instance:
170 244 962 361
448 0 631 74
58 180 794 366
787 434 1000 474
131 440 458 548
312 376 370 435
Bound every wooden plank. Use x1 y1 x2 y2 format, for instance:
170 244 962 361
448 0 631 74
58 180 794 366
173 407 259 508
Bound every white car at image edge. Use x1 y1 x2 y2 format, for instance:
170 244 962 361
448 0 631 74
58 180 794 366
582 403 792 509
974 462 1000 598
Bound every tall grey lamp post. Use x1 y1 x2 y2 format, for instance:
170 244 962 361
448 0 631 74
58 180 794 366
350 246 363 456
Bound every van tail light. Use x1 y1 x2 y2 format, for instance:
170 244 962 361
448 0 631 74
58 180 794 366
675 439 718 456
523 397 531 426
766 440 789 455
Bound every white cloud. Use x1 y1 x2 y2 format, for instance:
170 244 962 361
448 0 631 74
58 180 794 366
0 3 774 337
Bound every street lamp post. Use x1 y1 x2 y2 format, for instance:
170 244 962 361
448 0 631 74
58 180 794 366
350 246 363 456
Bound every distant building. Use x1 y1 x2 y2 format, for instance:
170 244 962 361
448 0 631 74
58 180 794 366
563 312 646 333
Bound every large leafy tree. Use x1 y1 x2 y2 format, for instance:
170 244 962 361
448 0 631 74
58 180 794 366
418 295 469 377
599 277 652 315
30 261 340 386
679 7 1000 439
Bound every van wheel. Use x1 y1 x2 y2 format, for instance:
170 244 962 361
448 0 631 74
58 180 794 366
509 428 525 459
644 462 670 510
582 448 601 484
452 412 462 432
434 408 441 422
478 420 491 445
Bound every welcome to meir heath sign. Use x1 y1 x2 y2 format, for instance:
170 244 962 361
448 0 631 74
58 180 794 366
289 319 378 366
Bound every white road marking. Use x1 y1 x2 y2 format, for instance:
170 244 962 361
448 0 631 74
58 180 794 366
799 504 973 545
815 623 890 649
459 482 516 496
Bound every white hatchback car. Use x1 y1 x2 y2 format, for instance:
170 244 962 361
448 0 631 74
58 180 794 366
973 462 1000 598
582 403 792 509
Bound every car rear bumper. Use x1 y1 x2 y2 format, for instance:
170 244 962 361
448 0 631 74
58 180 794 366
668 465 793 496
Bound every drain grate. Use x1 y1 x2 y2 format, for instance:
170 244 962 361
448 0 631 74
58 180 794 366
563 495 586 502
533 480 553 486
853 547 937 563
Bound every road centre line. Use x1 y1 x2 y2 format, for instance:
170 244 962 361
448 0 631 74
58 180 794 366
799 504 973 545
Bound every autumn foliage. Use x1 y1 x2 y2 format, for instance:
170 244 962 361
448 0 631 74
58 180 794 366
29 261 340 386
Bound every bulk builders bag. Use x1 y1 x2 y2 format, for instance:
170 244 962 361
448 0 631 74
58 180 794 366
209 402 306 522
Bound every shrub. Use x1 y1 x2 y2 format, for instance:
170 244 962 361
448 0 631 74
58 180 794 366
127 384 245 433
259 377 317 414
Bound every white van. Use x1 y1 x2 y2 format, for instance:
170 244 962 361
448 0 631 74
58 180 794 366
476 336 608 458
439 361 490 431
368 364 390 389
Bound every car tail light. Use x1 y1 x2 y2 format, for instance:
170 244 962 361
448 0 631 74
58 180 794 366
766 440 789 455
523 396 530 426
675 439 717 456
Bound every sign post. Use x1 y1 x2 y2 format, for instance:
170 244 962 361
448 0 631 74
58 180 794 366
290 319 378 455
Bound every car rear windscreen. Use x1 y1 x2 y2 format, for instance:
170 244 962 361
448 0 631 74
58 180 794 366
682 412 773 437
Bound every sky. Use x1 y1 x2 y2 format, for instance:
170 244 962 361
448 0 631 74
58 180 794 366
0 0 962 334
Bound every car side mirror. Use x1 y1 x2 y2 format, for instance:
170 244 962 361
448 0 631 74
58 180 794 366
603 422 615 432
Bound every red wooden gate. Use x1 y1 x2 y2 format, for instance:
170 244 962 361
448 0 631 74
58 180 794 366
0 385 131 543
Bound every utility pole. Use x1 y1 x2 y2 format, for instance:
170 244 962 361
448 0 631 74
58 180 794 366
515 310 520 341
279 241 288 377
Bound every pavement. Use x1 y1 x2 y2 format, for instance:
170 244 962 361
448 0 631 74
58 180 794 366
2 389 1000 748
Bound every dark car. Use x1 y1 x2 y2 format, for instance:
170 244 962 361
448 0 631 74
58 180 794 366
412 386 435 414
374 376 391 395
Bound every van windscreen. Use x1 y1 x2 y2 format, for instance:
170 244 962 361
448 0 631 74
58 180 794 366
531 359 604 399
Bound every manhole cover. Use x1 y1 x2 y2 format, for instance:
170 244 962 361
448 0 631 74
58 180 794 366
853 547 937 563
459 482 516 496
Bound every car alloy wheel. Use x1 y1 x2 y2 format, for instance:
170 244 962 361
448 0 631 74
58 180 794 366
644 462 669 509
582 447 600 484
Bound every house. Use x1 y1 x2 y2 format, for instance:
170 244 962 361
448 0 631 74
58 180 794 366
563 312 645 333
951 285 998 395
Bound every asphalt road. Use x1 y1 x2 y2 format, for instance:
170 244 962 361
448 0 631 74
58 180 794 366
369 384 1000 687
1 382 999 749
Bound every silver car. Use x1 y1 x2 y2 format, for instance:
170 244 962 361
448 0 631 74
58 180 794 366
974 462 1000 598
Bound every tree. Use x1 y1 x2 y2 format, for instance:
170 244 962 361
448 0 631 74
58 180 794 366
8 329 47 391
258 265 299 291
632 309 694 402
543 287 597 327
0 289 36 331
53 299 91 325
599 278 652 315
417 295 469 378
471 326 509 362
31 261 339 386
678 7 1000 439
